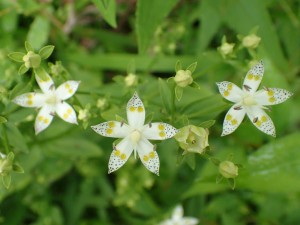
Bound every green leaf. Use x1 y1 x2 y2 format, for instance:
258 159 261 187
25 41 34 52
158 78 173 113
18 64 29 75
238 132 300 193
0 116 7 124
175 86 183 101
7 52 25 62
186 62 197 73
2 175 11 189
6 122 29 153
39 45 55 59
136 0 179 54
92 0 117 28
27 16 50 50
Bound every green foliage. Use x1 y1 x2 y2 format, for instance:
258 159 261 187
0 0 299 224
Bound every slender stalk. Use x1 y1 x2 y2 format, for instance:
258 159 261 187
1 124 10 154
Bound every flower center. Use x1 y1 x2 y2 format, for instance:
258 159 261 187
130 130 141 145
242 94 256 106
46 93 58 105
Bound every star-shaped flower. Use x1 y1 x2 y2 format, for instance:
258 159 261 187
217 61 292 136
13 73 80 134
91 92 177 175
159 205 199 225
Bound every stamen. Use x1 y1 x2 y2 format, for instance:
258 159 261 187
234 106 243 110
243 85 251 91
263 86 269 91
149 122 152 128
120 121 124 127
191 140 196 144
253 117 258 123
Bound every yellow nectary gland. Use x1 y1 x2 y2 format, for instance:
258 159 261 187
130 130 141 145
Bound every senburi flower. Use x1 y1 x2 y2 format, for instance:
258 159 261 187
159 205 199 225
91 92 177 175
13 73 80 134
217 61 292 137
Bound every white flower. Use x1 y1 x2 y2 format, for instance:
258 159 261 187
91 92 177 175
13 73 80 134
217 61 292 137
159 205 199 225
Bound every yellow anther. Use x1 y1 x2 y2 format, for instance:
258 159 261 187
137 106 144 112
67 109 72 114
38 116 44 121
256 120 262 127
247 74 254 80
149 151 155 159
269 97 275 103
159 131 166 138
268 90 274 96
106 128 113 135
254 75 260 81
261 116 267 122
224 90 229 97
114 150 120 156
108 121 115 128
120 153 126 160
143 155 149 162
63 113 69 119
129 106 136 112
231 119 237 125
226 114 232 121
44 118 49 124
227 83 233 90
158 124 165 130
27 100 33 105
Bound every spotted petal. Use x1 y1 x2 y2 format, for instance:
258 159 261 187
243 61 264 93
253 88 293 106
142 122 177 140
221 104 246 136
91 121 130 138
216 81 243 103
35 105 54 134
56 81 80 100
55 102 78 124
246 106 276 137
35 73 55 94
108 137 133 174
13 92 45 108
127 92 145 128
137 137 159 175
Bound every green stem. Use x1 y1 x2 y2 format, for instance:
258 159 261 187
1 124 10 154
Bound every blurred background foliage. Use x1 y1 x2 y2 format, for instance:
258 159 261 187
0 0 300 224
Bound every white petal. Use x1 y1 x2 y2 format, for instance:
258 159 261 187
243 60 264 93
221 104 246 136
108 137 133 174
253 88 293 106
137 137 159 175
159 220 172 225
55 80 80 100
246 106 276 137
182 218 199 225
127 92 145 128
172 205 184 221
91 121 130 138
216 81 243 103
13 92 45 108
35 73 55 94
55 102 78 124
142 122 178 140
35 105 54 134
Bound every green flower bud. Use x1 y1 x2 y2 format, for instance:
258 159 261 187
23 51 41 68
218 42 235 56
242 34 261 49
125 73 138 87
175 125 209 154
174 70 193 88
219 160 238 179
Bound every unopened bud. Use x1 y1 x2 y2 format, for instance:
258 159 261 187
219 161 238 179
174 70 193 88
218 42 235 56
242 34 261 49
23 51 41 68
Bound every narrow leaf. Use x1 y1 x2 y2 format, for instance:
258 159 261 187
186 62 197 73
25 41 34 52
175 60 181 72
27 16 50 49
158 78 173 113
2 175 11 189
13 164 24 173
199 120 215 128
18 64 29 75
39 45 55 59
7 52 25 62
92 0 117 28
0 116 7 124
175 85 183 101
